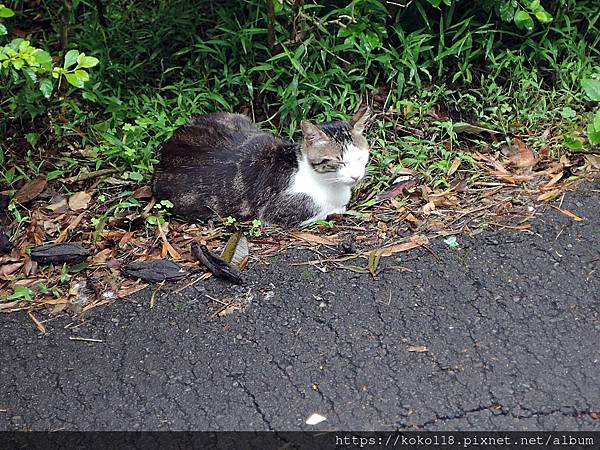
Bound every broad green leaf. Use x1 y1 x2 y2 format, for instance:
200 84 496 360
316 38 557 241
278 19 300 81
535 10 553 23
76 54 99 68
594 109 600 131
65 72 85 88
11 57 24 69
7 286 33 301
74 69 89 81
587 129 600 145
39 78 53 98
63 49 79 69
52 67 63 78
581 79 600 102
514 10 534 31
499 2 515 21
0 5 15 18
33 49 52 71
529 0 540 10
22 67 36 83
559 107 576 119
128 171 144 181
0 24 7 36
563 136 583 150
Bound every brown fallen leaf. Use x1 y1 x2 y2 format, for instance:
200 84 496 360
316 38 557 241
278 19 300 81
157 222 181 260
472 151 511 175
376 176 419 201
90 248 116 265
55 212 86 243
118 231 135 247
407 345 428 353
537 190 562 202
509 138 537 169
370 235 429 258
585 154 600 170
290 231 339 246
68 191 92 211
15 177 47 204
550 205 583 222
541 171 564 191
0 262 24 278
46 198 68 213
447 157 461 176
133 185 153 199
28 311 47 334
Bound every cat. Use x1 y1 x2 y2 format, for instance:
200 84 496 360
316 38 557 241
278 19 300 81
152 107 371 228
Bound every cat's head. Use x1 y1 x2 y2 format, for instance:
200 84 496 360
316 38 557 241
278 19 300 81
300 107 371 186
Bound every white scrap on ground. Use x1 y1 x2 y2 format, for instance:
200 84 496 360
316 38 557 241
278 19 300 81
305 413 327 425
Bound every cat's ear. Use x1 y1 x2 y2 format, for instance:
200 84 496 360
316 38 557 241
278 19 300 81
301 120 329 146
349 107 371 134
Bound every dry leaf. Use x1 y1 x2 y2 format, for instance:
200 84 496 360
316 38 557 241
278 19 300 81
407 345 428 353
376 176 419 201
55 212 86 243
0 262 24 278
537 190 561 202
222 231 249 268
91 248 115 265
447 157 461 176
551 206 583 222
46 198 68 213
28 311 47 334
371 235 429 258
15 177 47 204
472 151 511 175
585 154 600 170
133 185 153 199
157 222 181 260
422 201 436 215
118 231 134 247
68 191 92 211
290 231 339 246
541 171 564 191
509 138 537 169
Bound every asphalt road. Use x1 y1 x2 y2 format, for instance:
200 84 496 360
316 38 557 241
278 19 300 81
1 179 599 432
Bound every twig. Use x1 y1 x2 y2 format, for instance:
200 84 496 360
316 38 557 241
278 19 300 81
69 337 103 343
266 0 275 50
204 294 228 306
566 149 600 155
422 244 442 263
59 168 119 184
173 273 211 293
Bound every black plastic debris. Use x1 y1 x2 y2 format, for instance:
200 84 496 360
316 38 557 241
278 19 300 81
191 241 242 284
122 259 186 283
30 242 90 264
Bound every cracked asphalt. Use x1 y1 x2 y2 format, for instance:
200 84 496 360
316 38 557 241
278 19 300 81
1 179 599 432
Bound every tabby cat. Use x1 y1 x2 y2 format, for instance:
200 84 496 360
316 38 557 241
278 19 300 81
152 108 371 227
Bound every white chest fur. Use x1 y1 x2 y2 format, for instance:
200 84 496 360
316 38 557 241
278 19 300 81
287 156 352 225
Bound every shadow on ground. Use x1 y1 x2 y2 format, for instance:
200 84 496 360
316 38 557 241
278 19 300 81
1 179 599 431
